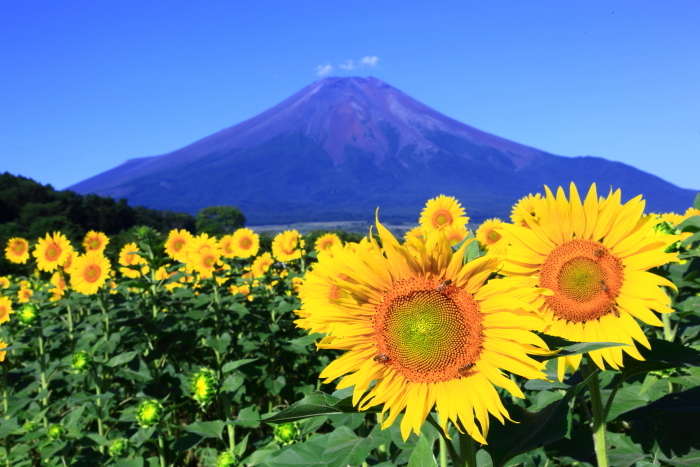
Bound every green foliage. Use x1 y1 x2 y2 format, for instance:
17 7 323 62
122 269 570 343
0 172 196 275
196 205 246 236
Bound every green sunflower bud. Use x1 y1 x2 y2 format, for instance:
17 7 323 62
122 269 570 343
190 368 218 407
47 424 65 440
109 438 130 457
71 350 92 373
136 399 164 428
23 420 38 432
216 451 237 467
18 303 38 325
274 422 299 445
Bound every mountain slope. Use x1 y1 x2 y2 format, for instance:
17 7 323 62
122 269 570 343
69 77 697 224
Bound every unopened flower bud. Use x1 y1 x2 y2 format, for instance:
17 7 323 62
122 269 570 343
47 424 65 440
190 368 218 407
136 399 163 428
109 438 130 457
216 451 237 467
274 422 299 445
18 303 38 325
71 350 92 373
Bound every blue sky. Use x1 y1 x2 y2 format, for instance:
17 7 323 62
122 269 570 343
1 1 699 191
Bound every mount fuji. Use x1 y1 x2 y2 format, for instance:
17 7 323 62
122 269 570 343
69 77 696 225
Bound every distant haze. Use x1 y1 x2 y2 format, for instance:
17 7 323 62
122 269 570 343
69 77 697 225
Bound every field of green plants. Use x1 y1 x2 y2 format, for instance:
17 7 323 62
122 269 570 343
1 185 700 467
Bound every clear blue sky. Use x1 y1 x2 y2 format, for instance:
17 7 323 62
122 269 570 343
1 1 699 191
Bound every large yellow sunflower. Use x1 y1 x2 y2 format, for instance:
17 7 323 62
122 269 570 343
272 230 303 262
499 183 679 380
83 230 110 254
419 195 469 232
165 229 193 262
33 232 73 272
0 296 13 324
296 219 550 442
69 251 112 295
5 238 30 264
475 218 506 250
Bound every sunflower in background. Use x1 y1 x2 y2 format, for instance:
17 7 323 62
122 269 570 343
419 195 469 233
69 251 112 295
5 238 30 264
296 218 550 442
119 243 149 278
165 229 193 262
49 271 68 301
83 230 110 254
510 193 543 228
314 233 341 254
272 230 303 262
498 183 679 380
475 218 506 250
33 232 73 272
0 276 10 289
442 224 469 247
251 252 274 278
229 228 260 258
0 296 13 324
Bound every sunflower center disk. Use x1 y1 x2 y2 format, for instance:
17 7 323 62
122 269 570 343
433 211 451 227
540 239 623 323
84 265 101 283
374 278 483 383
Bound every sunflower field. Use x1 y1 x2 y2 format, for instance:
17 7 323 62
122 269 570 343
1 183 700 467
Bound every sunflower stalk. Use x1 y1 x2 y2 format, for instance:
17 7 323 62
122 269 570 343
584 358 609 467
458 432 478 467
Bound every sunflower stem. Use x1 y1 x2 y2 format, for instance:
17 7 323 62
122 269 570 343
425 414 460 466
458 431 477 467
585 357 609 467
662 312 676 342
439 435 448 467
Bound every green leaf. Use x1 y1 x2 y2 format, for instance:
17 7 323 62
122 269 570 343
524 379 570 391
607 386 650 421
241 445 280 466
114 459 144 467
263 392 345 423
221 374 245 393
205 332 231 354
677 215 700 232
171 432 204 452
485 372 593 467
323 426 374 467
130 427 156 447
265 375 287 396
221 358 257 374
327 412 366 430
664 448 700 466
694 193 700 210
105 351 139 367
183 420 225 439
233 433 249 458
606 432 648 467
229 405 260 428
407 434 438 467
288 333 324 347
621 339 700 380
535 341 628 361
681 231 700 248
264 433 330 467
0 418 18 438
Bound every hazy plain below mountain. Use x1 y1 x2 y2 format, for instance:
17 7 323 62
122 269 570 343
70 77 697 225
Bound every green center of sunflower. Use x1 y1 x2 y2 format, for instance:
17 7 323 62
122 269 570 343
89 239 100 249
558 257 605 302
13 243 25 254
84 265 101 282
241 238 252 249
374 277 483 383
540 239 624 323
174 240 184 251
487 230 501 242
433 211 451 227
